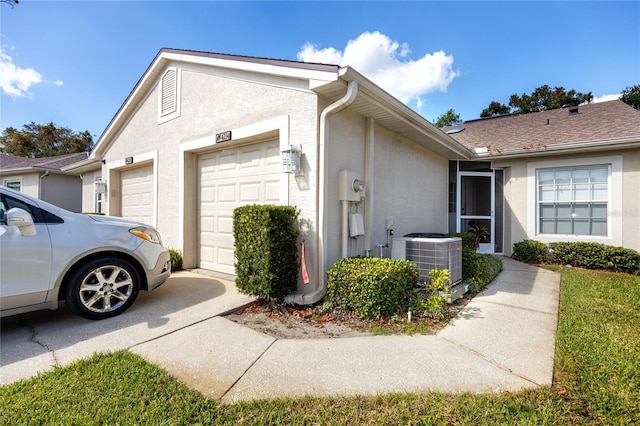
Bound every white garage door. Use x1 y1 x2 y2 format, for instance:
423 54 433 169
198 140 281 274
121 165 154 226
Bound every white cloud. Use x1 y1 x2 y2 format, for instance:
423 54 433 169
298 31 459 106
0 48 43 98
54 80 64 86
592 93 621 103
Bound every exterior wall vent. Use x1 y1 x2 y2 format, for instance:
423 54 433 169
158 67 181 123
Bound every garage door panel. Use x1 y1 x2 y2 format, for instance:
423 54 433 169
265 146 281 165
121 165 153 226
218 184 237 202
239 149 261 169
218 216 234 236
239 183 261 202
198 139 280 274
217 248 235 270
265 181 280 201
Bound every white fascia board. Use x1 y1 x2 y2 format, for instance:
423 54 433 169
162 51 339 84
339 67 471 159
476 136 640 159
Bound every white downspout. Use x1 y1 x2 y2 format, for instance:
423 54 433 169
285 80 358 305
364 118 375 256
39 170 49 199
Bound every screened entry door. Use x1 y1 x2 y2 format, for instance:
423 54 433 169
458 172 494 253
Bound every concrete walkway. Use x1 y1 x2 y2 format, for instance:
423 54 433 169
1 257 560 404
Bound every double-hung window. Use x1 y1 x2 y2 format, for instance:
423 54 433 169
537 165 609 236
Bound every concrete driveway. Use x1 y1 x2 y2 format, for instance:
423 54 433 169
2 258 561 404
0 270 254 385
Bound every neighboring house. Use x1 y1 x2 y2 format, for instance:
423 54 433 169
444 100 640 256
0 152 88 212
73 47 640 303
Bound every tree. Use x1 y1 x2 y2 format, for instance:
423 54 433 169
1 0 19 8
480 101 510 118
0 122 93 158
508 85 593 114
434 108 462 128
620 84 640 110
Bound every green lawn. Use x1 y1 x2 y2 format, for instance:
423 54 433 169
1 266 638 425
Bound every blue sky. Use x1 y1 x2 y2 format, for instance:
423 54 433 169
1 1 638 141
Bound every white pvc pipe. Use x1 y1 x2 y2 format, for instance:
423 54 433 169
285 80 358 305
341 200 349 258
364 118 375 256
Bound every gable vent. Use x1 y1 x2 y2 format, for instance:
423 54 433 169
161 69 177 116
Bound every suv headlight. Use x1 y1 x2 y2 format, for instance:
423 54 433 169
129 226 162 245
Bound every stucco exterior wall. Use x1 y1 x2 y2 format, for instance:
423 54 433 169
322 109 449 266
492 148 640 255
100 63 323 282
80 170 103 213
372 125 449 248
39 173 82 212
1 173 39 198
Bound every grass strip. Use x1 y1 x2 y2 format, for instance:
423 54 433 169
1 266 638 425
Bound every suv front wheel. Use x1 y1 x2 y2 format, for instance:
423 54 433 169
65 257 140 320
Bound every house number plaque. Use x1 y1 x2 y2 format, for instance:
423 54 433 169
216 131 232 143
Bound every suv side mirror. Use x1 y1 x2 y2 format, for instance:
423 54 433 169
6 207 37 236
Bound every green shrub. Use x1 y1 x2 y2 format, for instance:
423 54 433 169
468 254 503 292
325 257 419 320
448 232 476 250
550 241 640 275
168 248 183 271
512 239 550 263
233 204 300 299
461 246 478 281
415 294 449 321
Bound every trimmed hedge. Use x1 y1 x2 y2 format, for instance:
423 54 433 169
168 248 183 271
449 232 502 290
233 204 300 299
470 254 503 292
549 241 640 274
325 257 419 320
512 240 640 275
512 239 550 263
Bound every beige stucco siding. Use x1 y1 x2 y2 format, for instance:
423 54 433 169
622 149 640 252
2 173 39 198
100 65 323 280
323 109 449 266
493 148 640 255
372 125 449 245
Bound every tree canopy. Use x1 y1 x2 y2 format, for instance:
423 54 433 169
620 84 640 111
508 85 593 114
433 108 462 128
0 122 93 158
480 101 511 118
479 85 593 118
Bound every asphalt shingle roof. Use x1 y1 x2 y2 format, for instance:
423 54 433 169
444 100 640 155
0 152 89 173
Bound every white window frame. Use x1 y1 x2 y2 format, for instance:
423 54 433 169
158 67 181 124
3 178 22 192
527 155 622 246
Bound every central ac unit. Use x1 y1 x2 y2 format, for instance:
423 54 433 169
391 233 462 284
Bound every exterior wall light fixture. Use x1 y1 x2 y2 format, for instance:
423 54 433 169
281 145 302 174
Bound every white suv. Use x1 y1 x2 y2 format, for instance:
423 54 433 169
0 185 171 320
